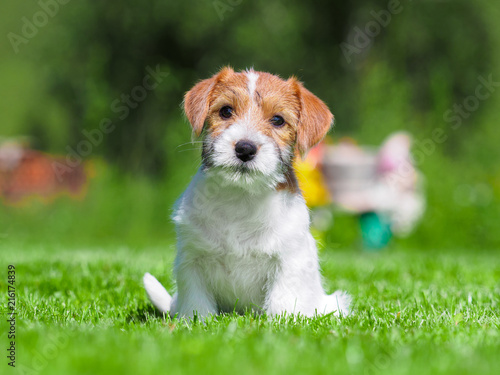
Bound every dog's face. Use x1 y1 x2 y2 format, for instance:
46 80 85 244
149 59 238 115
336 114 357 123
184 67 333 190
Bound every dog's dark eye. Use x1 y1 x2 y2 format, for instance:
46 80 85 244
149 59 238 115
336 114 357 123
270 115 285 127
219 106 233 119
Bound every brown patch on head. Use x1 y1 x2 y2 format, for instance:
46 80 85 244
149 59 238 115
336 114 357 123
183 66 235 136
184 68 332 153
252 72 301 150
206 71 302 153
205 71 252 138
204 71 300 146
184 68 333 192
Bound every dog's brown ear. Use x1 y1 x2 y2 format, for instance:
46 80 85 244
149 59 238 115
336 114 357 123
184 67 234 137
293 80 333 157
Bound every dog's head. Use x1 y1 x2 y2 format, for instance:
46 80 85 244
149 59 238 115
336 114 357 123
184 67 333 190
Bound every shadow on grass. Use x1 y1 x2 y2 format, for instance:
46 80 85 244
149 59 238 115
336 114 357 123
126 304 168 324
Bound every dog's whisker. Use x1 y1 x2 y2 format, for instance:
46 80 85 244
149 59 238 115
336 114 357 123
177 148 204 153
175 142 204 151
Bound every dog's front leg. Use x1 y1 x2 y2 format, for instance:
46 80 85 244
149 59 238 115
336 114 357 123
264 254 325 317
263 270 317 317
175 262 217 320
264 276 300 317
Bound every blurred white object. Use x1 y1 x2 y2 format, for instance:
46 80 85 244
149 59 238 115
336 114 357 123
322 132 425 236
0 141 24 170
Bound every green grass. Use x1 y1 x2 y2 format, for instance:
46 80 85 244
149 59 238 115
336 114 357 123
2 245 499 375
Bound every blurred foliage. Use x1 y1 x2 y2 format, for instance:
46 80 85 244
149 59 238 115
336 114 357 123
1 0 500 249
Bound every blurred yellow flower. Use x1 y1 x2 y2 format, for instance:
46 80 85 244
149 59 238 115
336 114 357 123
294 157 331 208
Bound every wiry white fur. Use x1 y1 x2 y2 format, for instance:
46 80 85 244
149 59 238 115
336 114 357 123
246 69 259 97
144 166 351 319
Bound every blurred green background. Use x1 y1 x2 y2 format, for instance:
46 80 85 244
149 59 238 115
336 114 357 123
1 0 499 250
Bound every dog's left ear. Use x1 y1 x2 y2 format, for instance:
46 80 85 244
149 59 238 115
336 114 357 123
292 80 334 157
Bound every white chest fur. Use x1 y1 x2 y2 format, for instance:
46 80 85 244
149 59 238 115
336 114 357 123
144 168 350 318
172 169 312 312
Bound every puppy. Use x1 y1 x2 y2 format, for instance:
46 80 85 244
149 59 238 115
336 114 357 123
143 67 350 319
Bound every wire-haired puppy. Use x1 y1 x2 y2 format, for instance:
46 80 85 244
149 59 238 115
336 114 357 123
143 67 350 319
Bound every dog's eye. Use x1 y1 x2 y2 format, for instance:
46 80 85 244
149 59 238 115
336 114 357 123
219 106 233 119
270 115 285 127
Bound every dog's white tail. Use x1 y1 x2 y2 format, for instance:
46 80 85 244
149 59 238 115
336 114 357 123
143 273 172 314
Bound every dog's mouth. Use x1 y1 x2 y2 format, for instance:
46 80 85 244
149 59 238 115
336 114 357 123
210 162 259 177
232 162 253 173
202 151 255 174
201 136 290 191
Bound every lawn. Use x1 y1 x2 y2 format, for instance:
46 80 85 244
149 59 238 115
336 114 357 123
2 245 499 375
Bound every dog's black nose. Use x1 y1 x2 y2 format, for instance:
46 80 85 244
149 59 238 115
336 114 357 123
235 140 257 162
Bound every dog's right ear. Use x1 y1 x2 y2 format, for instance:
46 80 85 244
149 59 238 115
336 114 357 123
184 67 233 137
291 79 333 158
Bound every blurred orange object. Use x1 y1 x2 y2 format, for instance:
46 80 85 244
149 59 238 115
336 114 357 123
0 141 88 204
